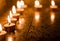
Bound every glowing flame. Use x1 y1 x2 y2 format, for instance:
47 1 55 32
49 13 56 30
51 0 55 6
12 5 16 14
51 12 55 24
35 0 40 6
8 37 13 41
10 11 12 18
0 24 2 31
35 12 40 21
17 1 21 8
8 16 11 23
20 0 24 6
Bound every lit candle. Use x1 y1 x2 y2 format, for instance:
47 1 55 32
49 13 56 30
0 24 7 41
12 5 20 20
34 0 42 8
50 0 57 8
35 12 40 22
16 0 24 12
9 11 17 23
20 0 27 8
4 16 15 33
50 12 55 24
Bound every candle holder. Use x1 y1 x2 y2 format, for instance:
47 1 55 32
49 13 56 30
4 23 15 33
0 31 7 41
0 24 7 41
16 8 24 15
13 14 20 21
11 18 17 23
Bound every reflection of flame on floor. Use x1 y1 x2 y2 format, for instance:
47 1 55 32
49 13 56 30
17 18 25 30
50 12 55 24
35 12 40 22
7 36 13 41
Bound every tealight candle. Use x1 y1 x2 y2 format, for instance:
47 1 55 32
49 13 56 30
9 11 17 23
20 0 27 8
50 0 57 8
34 0 42 8
0 24 7 41
4 16 15 33
16 0 24 14
12 5 20 20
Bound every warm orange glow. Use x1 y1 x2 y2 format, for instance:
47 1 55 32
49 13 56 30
51 0 55 6
10 11 12 18
51 12 55 24
12 5 16 14
17 1 21 8
0 24 2 31
8 36 13 41
8 16 11 23
35 0 40 6
35 12 40 21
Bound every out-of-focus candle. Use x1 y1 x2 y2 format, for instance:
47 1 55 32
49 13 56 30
9 11 17 23
0 24 7 41
35 12 40 22
4 16 15 33
50 12 55 24
17 1 24 12
34 0 42 8
50 0 57 8
20 0 27 8
12 5 20 20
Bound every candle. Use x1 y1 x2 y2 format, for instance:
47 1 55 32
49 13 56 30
16 0 24 12
50 12 55 24
9 11 17 23
34 0 42 8
4 16 15 33
0 24 7 41
20 0 27 8
12 5 20 20
50 0 57 8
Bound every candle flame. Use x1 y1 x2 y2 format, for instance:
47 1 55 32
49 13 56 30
51 12 55 24
8 16 11 23
10 11 12 19
0 24 2 31
12 5 16 14
35 12 40 21
20 0 24 6
8 36 13 41
35 0 40 6
51 0 55 6
17 1 21 8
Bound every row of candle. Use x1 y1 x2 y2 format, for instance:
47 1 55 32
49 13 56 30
0 0 56 41
0 0 27 41
34 0 58 8
13 0 58 9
